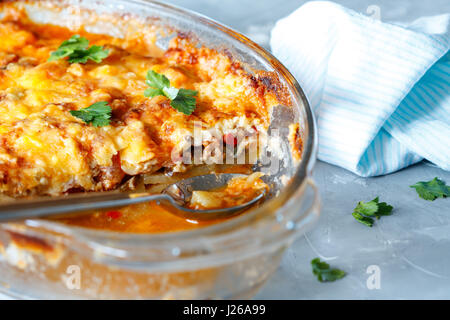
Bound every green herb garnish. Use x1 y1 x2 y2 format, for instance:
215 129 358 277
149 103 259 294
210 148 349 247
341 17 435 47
352 197 393 227
70 101 112 127
144 70 197 115
48 35 109 64
311 258 346 282
410 177 450 201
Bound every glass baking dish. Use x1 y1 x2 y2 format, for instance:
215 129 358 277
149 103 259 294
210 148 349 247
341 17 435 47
0 0 319 299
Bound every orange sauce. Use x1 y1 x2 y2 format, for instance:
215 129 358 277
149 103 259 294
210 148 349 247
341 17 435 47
54 202 223 233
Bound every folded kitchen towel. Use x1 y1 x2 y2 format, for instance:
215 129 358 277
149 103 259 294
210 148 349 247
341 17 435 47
271 1 450 177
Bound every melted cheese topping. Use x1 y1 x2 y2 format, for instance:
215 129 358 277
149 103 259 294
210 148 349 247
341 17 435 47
0 13 284 197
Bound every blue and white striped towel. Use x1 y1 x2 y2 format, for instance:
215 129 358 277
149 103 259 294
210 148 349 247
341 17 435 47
271 1 450 177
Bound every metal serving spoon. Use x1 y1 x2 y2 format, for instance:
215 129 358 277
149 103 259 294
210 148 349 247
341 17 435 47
0 174 266 222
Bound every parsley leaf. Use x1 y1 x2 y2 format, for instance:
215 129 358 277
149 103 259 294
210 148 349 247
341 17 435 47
311 258 346 282
171 89 197 115
48 35 89 61
48 35 109 64
410 177 450 201
144 70 198 115
376 200 395 217
68 45 110 64
352 197 393 227
352 212 374 227
354 198 378 216
70 101 112 127
145 69 170 90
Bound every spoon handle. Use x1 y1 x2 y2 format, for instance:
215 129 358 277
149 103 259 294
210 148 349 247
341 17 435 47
0 192 167 222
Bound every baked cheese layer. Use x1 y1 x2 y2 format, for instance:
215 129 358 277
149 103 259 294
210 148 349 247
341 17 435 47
0 10 288 197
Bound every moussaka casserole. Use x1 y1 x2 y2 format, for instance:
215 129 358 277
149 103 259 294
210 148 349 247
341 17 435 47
0 5 291 202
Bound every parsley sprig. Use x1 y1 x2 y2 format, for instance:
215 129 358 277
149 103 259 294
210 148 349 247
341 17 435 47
70 101 112 127
352 197 393 227
311 258 346 282
144 70 198 115
48 35 109 64
410 177 450 201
